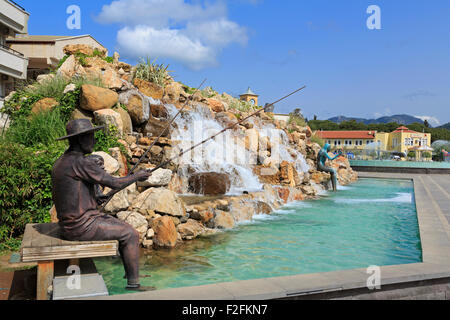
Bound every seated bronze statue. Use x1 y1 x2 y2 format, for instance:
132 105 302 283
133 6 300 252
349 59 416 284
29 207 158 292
52 119 152 291
316 143 343 192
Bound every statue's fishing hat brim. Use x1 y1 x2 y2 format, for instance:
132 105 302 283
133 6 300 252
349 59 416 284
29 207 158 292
56 119 105 141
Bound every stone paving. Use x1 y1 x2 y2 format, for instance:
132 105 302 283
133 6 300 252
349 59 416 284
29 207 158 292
87 173 450 300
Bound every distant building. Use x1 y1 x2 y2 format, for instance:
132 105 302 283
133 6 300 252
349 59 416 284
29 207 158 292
316 126 432 161
239 87 258 106
316 131 377 150
6 34 107 80
0 0 29 107
273 114 290 122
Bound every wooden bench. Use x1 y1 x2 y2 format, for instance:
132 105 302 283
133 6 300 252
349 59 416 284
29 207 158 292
20 223 118 300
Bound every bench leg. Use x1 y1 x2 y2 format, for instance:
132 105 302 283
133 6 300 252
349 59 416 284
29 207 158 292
37 261 54 300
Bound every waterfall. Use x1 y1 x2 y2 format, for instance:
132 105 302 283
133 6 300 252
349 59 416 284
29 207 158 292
161 103 311 195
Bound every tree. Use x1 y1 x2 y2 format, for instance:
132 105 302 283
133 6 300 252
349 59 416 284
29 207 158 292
424 120 430 128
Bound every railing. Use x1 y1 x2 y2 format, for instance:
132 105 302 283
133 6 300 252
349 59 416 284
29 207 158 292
6 0 26 12
0 43 24 57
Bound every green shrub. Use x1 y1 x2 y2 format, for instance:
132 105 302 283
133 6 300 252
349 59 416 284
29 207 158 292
94 125 126 155
133 57 171 88
22 75 69 101
311 134 325 147
288 114 307 127
422 152 432 159
103 56 114 64
407 151 416 158
4 109 67 148
0 140 67 244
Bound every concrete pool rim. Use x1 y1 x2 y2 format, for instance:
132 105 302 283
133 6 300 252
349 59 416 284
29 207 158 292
87 173 450 300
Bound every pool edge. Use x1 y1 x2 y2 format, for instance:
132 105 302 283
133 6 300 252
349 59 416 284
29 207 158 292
84 173 450 300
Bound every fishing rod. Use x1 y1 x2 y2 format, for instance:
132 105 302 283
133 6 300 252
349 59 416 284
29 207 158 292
99 78 207 210
144 85 306 176
100 85 306 212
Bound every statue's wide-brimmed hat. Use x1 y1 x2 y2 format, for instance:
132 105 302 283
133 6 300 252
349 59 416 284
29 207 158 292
57 119 105 141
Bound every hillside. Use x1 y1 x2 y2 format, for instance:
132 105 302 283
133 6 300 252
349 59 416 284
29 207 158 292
328 114 425 126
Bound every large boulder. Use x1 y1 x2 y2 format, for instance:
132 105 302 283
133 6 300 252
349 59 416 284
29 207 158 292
143 117 170 138
210 210 235 229
80 84 118 112
152 216 178 248
134 78 164 100
162 81 184 105
150 103 168 118
117 211 148 239
177 219 205 240
119 90 150 125
207 98 225 113
31 98 59 114
94 109 124 136
113 106 132 135
57 55 76 78
229 199 254 222
188 172 231 196
64 44 96 56
102 67 123 91
104 189 130 213
137 168 172 187
131 188 186 217
70 108 94 122
91 151 120 174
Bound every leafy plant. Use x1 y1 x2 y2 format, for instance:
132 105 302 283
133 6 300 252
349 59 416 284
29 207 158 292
407 151 416 158
94 125 126 155
4 109 67 148
133 57 171 88
311 134 325 147
422 152 432 159
0 140 67 244
103 56 114 64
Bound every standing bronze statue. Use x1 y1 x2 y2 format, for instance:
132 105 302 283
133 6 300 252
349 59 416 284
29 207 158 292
52 119 152 291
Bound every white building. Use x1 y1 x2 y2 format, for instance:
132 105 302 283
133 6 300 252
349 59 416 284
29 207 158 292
7 34 107 79
0 0 29 108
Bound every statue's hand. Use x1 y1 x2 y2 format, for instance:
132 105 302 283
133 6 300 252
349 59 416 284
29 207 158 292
96 194 110 205
135 170 152 182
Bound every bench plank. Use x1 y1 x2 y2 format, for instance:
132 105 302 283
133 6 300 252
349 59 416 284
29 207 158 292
21 223 118 262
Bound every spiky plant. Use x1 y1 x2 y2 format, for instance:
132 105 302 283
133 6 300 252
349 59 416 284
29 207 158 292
133 57 172 88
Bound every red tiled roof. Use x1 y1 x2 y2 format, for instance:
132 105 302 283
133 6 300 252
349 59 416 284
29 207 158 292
316 131 376 139
393 126 417 133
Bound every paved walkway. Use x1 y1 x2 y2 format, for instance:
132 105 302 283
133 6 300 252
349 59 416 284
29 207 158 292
87 173 450 300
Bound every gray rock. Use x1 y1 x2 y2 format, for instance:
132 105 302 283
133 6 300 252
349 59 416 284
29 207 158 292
136 168 172 187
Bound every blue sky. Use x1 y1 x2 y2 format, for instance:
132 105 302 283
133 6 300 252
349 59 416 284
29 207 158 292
18 0 450 125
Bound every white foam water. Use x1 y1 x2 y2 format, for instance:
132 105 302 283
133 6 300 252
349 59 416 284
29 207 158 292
333 192 412 204
165 104 310 193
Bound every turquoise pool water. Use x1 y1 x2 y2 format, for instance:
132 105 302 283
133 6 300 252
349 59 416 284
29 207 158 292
350 160 450 168
94 178 422 295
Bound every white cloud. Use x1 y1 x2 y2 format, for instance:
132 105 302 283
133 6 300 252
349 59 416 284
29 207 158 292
415 115 440 126
97 0 247 70
117 26 216 70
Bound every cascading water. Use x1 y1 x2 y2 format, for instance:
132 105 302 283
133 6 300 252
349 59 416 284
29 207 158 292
161 102 310 195
166 104 263 194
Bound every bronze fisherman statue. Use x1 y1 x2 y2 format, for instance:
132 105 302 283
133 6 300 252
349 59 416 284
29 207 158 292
317 143 343 192
52 119 152 291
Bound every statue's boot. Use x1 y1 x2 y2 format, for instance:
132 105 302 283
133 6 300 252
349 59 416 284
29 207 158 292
123 274 151 279
125 284 156 292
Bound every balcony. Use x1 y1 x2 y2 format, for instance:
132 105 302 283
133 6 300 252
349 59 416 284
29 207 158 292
0 43 28 79
0 0 29 34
